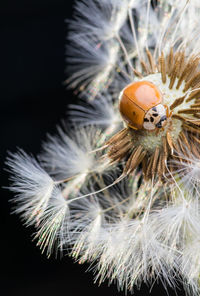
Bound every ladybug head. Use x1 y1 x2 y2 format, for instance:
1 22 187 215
143 104 167 131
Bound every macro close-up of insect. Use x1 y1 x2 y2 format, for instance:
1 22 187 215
119 81 169 131
4 1 200 296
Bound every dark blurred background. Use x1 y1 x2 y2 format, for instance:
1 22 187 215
1 1 185 295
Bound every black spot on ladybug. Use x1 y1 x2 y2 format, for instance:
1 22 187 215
152 107 157 112
152 113 158 117
156 121 162 128
132 111 136 116
150 117 154 122
144 118 149 122
160 115 167 122
156 115 167 128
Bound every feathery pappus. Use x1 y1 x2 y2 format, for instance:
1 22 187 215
6 0 200 295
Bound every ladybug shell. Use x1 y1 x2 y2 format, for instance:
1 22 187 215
119 81 162 130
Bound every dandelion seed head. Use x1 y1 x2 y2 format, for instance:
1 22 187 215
7 0 200 295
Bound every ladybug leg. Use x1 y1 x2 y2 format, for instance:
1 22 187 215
164 104 172 118
127 123 139 130
164 104 169 117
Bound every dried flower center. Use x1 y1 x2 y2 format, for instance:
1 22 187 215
105 49 200 181
131 72 196 153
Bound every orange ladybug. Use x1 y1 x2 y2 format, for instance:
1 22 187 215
119 81 168 131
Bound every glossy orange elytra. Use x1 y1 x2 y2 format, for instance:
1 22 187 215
119 81 168 131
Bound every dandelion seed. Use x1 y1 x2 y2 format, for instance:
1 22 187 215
169 146 200 194
7 150 55 226
35 188 69 258
181 237 200 294
39 126 115 201
96 218 177 291
152 190 200 294
67 93 122 136
40 126 110 180
71 206 103 262
65 32 119 99
68 0 129 42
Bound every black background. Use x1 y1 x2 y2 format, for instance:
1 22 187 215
1 1 185 295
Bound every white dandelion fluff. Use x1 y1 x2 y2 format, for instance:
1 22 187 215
181 236 200 293
169 147 200 195
68 0 129 42
7 0 200 295
69 198 104 262
96 218 177 291
65 37 119 98
7 150 55 225
35 188 69 258
40 126 110 181
67 93 122 136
